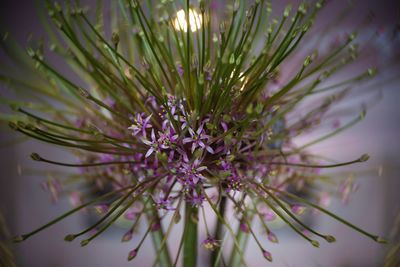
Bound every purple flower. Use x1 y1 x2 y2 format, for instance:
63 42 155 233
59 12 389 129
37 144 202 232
219 159 242 192
153 191 175 211
187 191 205 207
177 64 184 77
182 124 214 154
99 154 114 162
128 113 152 137
225 175 243 192
158 128 178 150
179 157 207 186
202 237 220 251
205 69 212 81
240 223 250 233
124 203 143 220
142 129 159 158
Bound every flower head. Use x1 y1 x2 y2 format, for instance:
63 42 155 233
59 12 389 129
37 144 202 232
4 0 389 265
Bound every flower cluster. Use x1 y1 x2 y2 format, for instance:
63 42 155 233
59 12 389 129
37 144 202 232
1 0 390 266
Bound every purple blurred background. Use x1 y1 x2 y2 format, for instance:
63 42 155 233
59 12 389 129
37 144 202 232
1 0 400 266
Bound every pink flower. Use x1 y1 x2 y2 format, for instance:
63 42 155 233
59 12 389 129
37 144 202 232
128 113 152 137
142 129 159 158
182 124 214 154
202 237 220 251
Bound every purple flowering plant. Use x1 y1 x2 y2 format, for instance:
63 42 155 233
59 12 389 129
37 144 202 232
0 0 392 266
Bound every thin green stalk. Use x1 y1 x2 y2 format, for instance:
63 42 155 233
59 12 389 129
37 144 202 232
211 196 226 266
146 200 173 267
183 203 198 267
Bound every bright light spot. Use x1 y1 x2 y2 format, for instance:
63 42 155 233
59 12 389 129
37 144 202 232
231 71 247 92
238 72 246 92
173 9 202 32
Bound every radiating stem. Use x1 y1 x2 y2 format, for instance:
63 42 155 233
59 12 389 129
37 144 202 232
211 196 226 267
183 203 198 267
146 200 173 267
228 226 250 267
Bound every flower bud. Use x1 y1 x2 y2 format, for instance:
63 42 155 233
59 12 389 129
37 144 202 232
311 240 320 248
80 239 90 247
325 235 336 243
31 153 41 161
121 230 133 242
112 32 120 47
127 249 138 261
13 235 25 243
267 232 279 243
240 223 249 233
262 249 273 262
64 234 75 242
359 154 370 162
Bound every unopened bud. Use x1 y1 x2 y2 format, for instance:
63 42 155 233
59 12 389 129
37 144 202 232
121 230 133 242
348 32 357 41
233 0 240 12
311 240 320 248
239 223 249 233
262 249 273 262
367 67 377 76
284 4 292 17
267 232 279 243
112 32 120 47
64 234 76 242
229 53 235 65
80 239 90 247
359 154 370 162
298 3 307 15
13 235 25 243
375 236 387 244
30 153 41 161
325 235 336 243
127 248 138 261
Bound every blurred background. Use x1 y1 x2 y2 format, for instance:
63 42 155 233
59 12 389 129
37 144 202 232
0 0 399 266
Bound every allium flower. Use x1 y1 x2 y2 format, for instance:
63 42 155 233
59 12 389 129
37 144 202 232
183 124 214 154
128 113 152 137
153 191 175 211
178 157 207 187
142 129 160 158
202 237 220 251
2 0 392 266
157 127 178 150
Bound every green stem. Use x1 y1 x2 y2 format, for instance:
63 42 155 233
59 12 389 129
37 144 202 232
146 200 173 267
183 203 198 267
228 226 250 267
211 196 226 267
